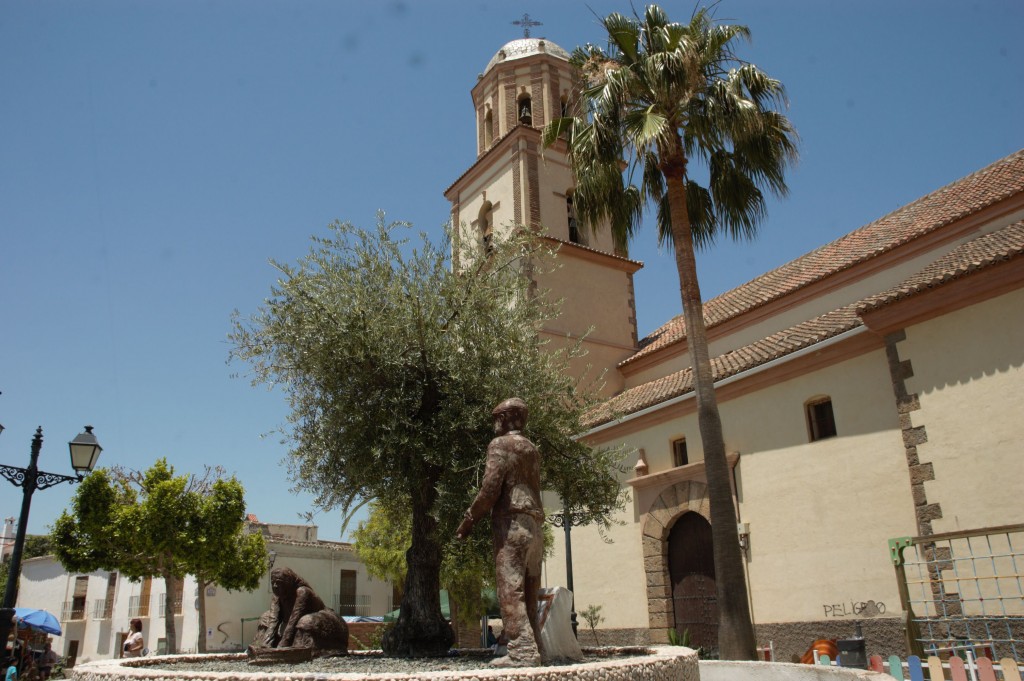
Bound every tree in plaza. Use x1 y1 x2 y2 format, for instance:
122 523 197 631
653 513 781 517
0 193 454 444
184 471 268 652
543 5 798 659
229 216 626 657
51 460 267 654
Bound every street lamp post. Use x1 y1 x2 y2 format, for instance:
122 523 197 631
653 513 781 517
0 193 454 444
0 426 102 661
548 504 586 637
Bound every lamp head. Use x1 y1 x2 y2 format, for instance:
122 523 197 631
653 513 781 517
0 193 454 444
68 426 102 475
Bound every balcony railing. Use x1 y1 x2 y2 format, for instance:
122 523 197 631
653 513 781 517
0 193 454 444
92 599 113 620
128 595 151 618
158 599 183 617
61 601 86 621
332 594 372 617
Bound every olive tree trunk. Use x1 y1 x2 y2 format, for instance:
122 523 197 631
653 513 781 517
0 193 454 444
381 466 454 657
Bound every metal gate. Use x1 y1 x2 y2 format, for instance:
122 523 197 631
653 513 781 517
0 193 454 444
890 523 1024 662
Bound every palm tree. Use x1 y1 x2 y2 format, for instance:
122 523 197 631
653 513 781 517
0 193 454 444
543 5 797 660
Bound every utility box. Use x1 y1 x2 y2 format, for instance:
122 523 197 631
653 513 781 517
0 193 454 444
837 638 867 668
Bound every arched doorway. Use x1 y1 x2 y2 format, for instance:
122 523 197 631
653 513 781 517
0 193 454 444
668 511 718 649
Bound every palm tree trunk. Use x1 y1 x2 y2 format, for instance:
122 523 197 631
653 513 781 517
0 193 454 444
381 466 454 657
662 152 756 661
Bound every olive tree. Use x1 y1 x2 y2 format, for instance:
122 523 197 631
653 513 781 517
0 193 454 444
230 215 626 656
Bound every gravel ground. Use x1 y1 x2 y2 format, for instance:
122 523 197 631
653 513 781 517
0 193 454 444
140 651 645 675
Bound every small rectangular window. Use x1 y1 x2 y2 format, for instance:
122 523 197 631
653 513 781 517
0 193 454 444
71 576 88 619
672 438 688 467
173 578 184 614
140 576 152 617
807 398 837 441
339 569 358 616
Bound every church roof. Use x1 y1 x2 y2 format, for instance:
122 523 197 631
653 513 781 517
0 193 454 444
622 149 1024 368
585 152 1024 430
857 219 1024 313
483 38 571 75
587 305 862 428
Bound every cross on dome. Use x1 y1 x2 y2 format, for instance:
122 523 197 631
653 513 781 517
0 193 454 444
512 13 542 38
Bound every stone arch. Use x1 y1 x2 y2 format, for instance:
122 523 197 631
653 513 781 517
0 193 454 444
517 92 533 126
483 108 494 148
641 479 711 644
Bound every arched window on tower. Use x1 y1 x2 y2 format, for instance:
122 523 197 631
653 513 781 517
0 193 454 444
518 95 532 126
483 108 493 148
559 94 569 118
566 192 584 245
479 201 494 255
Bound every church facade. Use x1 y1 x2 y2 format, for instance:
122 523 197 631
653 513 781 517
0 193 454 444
446 37 1024 660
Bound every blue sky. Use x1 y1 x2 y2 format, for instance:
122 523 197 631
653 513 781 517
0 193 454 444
2 1 1021 542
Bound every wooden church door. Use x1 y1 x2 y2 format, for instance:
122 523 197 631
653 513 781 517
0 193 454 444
668 511 718 650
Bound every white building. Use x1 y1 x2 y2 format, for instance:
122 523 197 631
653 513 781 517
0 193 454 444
15 518 394 665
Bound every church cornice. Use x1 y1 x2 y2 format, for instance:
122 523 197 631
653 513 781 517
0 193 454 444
539 235 643 273
473 45 572 99
444 124 542 199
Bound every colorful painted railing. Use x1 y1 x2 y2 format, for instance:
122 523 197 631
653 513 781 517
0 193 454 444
816 653 1022 681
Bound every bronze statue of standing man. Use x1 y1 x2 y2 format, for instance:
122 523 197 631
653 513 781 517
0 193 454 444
457 398 545 667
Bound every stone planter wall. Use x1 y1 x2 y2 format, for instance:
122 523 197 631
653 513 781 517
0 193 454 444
71 647 697 681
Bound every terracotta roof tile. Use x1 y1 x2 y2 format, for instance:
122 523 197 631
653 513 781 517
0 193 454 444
586 220 1024 429
586 306 862 427
858 219 1024 312
623 149 1024 367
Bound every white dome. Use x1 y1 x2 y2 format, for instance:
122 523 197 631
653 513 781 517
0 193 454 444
483 38 571 75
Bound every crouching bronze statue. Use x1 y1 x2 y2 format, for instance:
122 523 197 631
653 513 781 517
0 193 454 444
250 567 348 655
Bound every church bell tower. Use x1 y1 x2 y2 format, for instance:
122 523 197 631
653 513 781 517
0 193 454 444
443 32 642 397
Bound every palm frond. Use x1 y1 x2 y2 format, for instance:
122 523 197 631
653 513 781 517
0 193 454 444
640 150 666 205
542 116 575 148
655 191 672 248
733 64 787 109
709 149 766 241
685 182 717 249
623 106 669 148
602 13 640 64
553 3 797 257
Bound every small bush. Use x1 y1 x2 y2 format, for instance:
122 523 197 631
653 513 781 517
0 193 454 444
579 604 605 646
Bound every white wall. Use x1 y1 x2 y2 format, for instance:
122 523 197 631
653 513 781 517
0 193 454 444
899 287 1024 535
565 347 919 630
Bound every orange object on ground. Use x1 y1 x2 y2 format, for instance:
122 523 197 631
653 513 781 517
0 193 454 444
801 639 839 664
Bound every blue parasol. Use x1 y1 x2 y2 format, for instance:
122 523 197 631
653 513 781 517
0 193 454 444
13 608 62 636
